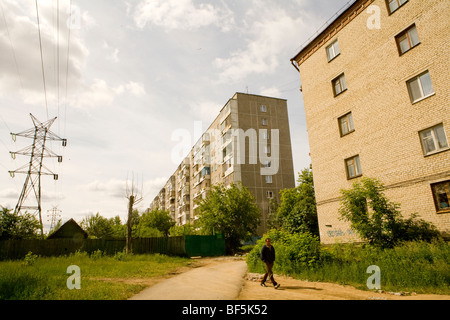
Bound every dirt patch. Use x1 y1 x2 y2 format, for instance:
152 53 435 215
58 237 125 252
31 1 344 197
238 273 450 300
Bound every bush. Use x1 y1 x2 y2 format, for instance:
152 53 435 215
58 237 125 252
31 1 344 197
339 177 441 248
246 229 321 275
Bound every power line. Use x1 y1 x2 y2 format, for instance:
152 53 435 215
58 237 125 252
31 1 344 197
35 0 49 120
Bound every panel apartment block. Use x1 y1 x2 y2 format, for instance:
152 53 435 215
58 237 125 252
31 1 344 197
291 0 450 243
150 93 296 236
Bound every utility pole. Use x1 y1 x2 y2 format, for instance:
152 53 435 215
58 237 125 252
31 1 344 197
9 114 67 238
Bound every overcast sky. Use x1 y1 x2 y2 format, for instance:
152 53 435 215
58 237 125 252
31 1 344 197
0 0 351 231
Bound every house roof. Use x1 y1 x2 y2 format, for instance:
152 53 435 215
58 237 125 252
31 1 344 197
47 218 88 240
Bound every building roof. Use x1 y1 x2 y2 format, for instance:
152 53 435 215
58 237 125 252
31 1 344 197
47 218 88 240
291 0 372 66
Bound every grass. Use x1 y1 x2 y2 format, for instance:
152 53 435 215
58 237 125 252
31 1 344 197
0 251 194 300
248 240 450 295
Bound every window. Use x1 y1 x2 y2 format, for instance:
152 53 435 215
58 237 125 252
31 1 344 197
264 161 271 168
265 175 273 184
396 25 420 55
332 73 347 96
407 71 434 103
263 131 269 140
262 118 268 126
419 124 449 156
264 146 271 154
266 191 274 199
338 112 355 136
345 155 362 179
260 105 267 112
387 0 408 14
431 181 450 213
326 40 340 62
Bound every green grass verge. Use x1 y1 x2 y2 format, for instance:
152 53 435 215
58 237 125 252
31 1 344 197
0 252 193 300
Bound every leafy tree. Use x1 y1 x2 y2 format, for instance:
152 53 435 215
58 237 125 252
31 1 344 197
196 182 261 252
169 223 199 236
138 209 175 237
81 213 115 239
274 169 319 236
339 177 440 248
0 207 41 240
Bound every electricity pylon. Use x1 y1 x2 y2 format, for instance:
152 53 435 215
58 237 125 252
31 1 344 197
47 206 62 231
9 114 67 238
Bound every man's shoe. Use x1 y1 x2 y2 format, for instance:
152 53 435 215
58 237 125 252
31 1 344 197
274 284 280 289
261 283 267 287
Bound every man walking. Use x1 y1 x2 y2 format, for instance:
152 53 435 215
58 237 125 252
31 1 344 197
260 238 280 289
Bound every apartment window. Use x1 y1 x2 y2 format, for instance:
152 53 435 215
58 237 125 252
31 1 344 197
264 161 271 168
264 146 271 154
407 71 434 103
263 131 269 140
431 181 450 213
396 25 420 55
419 124 449 156
326 39 340 62
333 73 347 96
265 175 273 184
346 155 362 179
266 191 274 199
260 105 267 112
262 118 268 126
338 112 355 137
387 0 408 14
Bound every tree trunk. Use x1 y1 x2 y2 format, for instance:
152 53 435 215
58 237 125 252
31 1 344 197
126 195 134 254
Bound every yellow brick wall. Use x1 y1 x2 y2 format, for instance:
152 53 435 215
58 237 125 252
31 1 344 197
296 0 450 243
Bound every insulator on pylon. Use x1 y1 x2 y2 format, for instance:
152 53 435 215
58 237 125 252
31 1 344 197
58 156 63 163
53 174 59 181
62 139 67 147
9 171 15 178
10 152 16 160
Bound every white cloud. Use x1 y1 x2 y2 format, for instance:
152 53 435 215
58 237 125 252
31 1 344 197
133 0 234 32
70 79 146 109
214 4 311 82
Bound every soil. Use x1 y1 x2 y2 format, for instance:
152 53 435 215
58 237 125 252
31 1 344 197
119 257 449 301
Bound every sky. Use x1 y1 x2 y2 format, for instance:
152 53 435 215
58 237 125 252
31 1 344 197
0 0 352 231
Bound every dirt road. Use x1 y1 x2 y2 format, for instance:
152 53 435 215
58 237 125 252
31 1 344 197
130 256 450 300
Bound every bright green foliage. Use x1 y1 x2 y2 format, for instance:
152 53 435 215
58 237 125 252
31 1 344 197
339 177 440 248
196 182 260 251
274 169 319 236
138 209 175 237
0 207 41 240
246 229 321 274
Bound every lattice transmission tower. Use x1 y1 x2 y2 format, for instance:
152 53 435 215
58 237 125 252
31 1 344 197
9 114 67 237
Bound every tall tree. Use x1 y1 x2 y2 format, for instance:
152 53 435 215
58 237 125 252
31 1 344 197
81 213 115 239
197 182 261 252
275 169 319 236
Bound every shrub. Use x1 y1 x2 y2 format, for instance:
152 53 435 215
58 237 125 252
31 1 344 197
246 229 321 275
339 177 441 248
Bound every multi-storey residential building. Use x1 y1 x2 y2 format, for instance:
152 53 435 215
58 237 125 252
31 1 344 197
291 0 450 243
150 93 296 235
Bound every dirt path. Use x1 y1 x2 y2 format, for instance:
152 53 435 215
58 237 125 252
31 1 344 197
238 272 450 300
129 256 449 300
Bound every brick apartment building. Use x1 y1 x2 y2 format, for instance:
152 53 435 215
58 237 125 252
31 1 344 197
291 0 450 243
149 93 295 236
